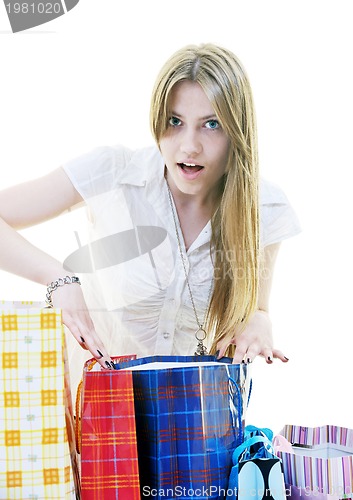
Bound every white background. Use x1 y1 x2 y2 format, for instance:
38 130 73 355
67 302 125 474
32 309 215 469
1 0 352 434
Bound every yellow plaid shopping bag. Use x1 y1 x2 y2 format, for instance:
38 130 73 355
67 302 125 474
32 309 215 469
0 301 80 500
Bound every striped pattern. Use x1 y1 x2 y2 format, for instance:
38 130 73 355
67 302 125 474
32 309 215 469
115 355 251 500
0 301 79 499
80 356 140 500
278 424 353 497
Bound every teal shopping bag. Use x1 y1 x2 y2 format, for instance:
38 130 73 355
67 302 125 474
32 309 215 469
227 425 286 500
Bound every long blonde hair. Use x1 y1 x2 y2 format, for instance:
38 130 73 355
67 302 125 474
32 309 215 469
150 44 259 356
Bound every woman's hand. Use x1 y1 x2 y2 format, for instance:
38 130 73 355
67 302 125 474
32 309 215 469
0 168 113 370
51 282 115 370
217 310 289 364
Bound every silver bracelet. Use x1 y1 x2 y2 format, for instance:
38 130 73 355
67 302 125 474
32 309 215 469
46 275 81 307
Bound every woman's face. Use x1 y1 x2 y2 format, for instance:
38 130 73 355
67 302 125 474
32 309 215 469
159 80 230 203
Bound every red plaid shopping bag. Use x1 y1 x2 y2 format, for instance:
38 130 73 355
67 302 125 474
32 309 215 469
77 356 140 500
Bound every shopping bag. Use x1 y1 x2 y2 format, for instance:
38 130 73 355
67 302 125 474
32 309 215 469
0 301 79 500
78 355 140 500
276 424 353 499
114 354 251 500
227 425 286 500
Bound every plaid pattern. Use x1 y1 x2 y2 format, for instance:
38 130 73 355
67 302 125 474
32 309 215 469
115 355 251 500
80 356 140 500
0 301 79 500
278 424 353 496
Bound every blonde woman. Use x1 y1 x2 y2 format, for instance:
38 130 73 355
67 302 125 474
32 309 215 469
0 44 300 383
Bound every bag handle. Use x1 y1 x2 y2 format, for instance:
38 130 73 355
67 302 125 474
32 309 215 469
273 434 293 453
231 434 274 464
244 424 273 441
75 358 97 454
75 380 83 454
225 365 244 444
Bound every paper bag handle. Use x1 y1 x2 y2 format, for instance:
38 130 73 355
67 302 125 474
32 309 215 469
75 358 97 454
273 434 293 453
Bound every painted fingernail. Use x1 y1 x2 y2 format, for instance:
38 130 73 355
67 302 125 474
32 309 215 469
241 359 245 364
284 356 289 361
105 361 112 369
247 358 252 364
80 336 85 343
110 362 116 370
268 356 273 362
97 349 103 358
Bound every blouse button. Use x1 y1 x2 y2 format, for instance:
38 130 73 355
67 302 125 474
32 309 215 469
163 332 170 339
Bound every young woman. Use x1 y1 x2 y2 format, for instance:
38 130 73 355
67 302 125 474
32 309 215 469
0 44 300 388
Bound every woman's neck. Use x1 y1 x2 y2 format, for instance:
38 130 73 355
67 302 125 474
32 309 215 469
165 171 221 215
165 173 221 250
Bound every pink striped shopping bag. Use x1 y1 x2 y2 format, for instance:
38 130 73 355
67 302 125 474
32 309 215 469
276 424 353 499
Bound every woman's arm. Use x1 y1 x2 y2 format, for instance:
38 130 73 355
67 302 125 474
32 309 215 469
0 168 81 281
217 242 289 364
0 168 114 369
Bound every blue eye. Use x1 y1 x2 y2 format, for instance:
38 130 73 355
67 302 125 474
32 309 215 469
169 116 182 127
205 119 220 130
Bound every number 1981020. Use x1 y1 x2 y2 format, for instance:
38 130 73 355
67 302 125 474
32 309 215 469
6 3 62 14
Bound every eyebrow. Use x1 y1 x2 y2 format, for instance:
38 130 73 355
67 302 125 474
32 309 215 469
170 111 218 121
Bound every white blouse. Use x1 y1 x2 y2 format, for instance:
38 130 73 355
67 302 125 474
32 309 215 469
62 144 301 384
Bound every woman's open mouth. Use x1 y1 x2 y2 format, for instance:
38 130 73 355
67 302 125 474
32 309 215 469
177 162 204 178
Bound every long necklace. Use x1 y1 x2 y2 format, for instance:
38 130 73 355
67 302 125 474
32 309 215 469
166 180 213 356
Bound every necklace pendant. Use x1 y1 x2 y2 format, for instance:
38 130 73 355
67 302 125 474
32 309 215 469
194 326 208 356
195 341 208 356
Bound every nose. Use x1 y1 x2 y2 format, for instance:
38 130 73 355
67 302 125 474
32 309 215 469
180 127 202 157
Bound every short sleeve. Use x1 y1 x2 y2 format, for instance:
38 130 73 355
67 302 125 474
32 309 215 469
260 178 301 247
62 145 133 200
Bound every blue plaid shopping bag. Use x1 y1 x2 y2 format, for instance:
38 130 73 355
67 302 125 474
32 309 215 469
114 355 251 500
